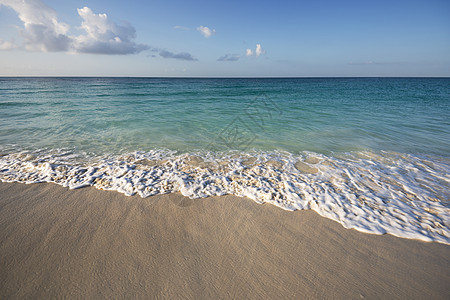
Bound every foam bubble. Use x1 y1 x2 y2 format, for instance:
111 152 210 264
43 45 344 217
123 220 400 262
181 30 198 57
0 149 448 244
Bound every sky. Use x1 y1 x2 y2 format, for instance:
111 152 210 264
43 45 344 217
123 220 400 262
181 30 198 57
0 0 449 77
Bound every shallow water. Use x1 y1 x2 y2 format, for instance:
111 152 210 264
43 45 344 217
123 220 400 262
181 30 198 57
1 77 449 243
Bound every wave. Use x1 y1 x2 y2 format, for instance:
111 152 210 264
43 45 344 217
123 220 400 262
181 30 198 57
0 148 449 244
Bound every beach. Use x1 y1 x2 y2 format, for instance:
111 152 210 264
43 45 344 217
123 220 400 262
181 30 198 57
1 182 448 299
1 0 449 296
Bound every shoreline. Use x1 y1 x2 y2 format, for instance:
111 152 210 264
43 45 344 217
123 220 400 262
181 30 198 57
1 148 448 244
0 182 449 299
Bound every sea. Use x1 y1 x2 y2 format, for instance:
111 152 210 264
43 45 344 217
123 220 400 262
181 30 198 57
0 77 449 243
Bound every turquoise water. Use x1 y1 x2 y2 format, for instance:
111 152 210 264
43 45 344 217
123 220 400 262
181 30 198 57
1 77 448 155
1 77 449 243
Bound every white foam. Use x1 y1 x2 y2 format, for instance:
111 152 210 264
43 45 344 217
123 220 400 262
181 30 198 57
0 149 449 244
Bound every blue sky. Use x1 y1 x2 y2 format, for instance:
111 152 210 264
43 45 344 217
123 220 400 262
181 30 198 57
0 0 449 76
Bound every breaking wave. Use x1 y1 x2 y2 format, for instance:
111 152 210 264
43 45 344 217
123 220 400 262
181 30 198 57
0 148 449 244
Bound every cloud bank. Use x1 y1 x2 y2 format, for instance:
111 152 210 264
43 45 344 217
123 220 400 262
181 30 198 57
347 61 404 66
0 0 148 55
174 25 190 31
159 50 198 61
217 54 240 62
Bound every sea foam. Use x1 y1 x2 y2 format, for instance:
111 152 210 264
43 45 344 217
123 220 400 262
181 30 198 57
0 149 448 244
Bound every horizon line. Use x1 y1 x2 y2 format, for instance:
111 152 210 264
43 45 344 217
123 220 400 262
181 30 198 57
1 76 449 79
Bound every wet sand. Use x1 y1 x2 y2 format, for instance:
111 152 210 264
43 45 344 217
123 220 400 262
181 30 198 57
0 182 449 299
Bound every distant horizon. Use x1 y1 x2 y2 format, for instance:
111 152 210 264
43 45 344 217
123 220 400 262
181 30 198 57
1 76 449 79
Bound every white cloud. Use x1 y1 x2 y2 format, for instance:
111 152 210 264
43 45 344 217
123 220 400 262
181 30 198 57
255 44 263 56
0 39 17 50
0 0 148 55
197 26 215 38
0 0 70 51
246 44 265 57
74 7 148 54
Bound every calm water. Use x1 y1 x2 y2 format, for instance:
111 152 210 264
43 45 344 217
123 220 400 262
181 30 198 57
1 77 449 243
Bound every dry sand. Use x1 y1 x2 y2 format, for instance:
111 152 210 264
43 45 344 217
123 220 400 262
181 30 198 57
0 182 449 299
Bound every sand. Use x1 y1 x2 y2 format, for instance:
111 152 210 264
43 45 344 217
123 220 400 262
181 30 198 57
0 182 449 299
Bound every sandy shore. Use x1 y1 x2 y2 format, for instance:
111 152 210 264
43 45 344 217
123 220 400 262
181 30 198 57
0 182 448 299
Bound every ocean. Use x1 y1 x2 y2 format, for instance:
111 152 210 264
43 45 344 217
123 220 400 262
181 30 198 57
0 77 449 243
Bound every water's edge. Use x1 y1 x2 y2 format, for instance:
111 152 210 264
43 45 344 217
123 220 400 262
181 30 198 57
1 149 448 245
